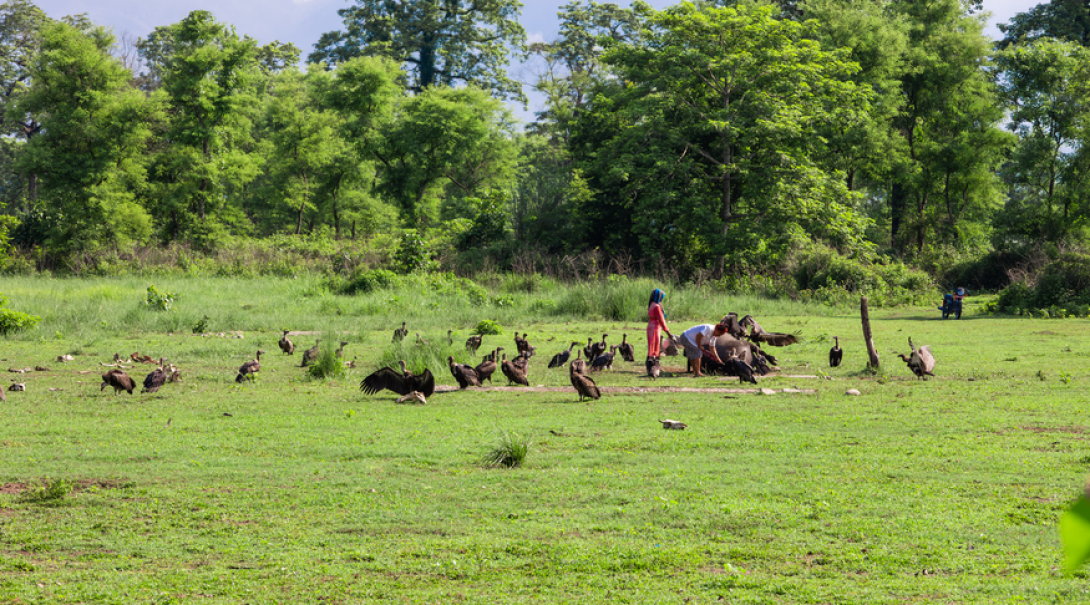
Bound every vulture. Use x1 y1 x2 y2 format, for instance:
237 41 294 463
588 334 609 361
590 345 618 372
582 337 595 361
720 313 748 339
336 341 349 357
414 333 427 346
751 353 772 376
447 330 454 346
829 336 843 367
726 350 758 385
661 335 680 356
740 315 799 346
301 340 320 367
448 356 482 389
101 369 135 395
617 334 635 362
570 349 587 376
278 331 295 355
142 358 168 393
649 356 661 379
236 350 264 383
549 342 581 368
501 353 529 386
475 353 498 384
570 361 600 401
512 350 531 372
515 333 536 357
899 338 935 380
481 346 504 363
466 334 483 355
392 322 408 343
361 360 435 397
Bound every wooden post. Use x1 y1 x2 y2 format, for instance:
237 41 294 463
861 296 880 369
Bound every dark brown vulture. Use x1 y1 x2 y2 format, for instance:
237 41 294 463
393 322 408 343
142 358 168 393
448 356 481 389
475 354 498 385
236 350 264 383
101 369 135 394
301 340 320 367
570 361 601 401
740 315 799 346
617 334 635 362
590 345 618 372
829 336 843 367
278 331 295 355
570 349 587 376
361 360 435 397
501 353 529 386
549 342 580 368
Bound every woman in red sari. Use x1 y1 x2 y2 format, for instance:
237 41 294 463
646 288 673 375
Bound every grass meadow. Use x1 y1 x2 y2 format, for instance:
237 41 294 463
2 275 1090 603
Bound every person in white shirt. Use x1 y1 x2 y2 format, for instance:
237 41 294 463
679 323 727 377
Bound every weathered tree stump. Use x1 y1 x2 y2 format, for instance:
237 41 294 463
861 296 880 369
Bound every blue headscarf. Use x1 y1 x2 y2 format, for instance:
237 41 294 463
649 289 666 317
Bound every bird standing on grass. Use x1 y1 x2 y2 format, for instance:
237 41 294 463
101 369 135 394
570 360 600 401
449 356 482 389
279 331 295 355
549 342 581 368
393 322 408 343
501 353 529 386
829 336 843 367
236 350 264 383
475 353 498 384
142 358 168 393
301 340 320 367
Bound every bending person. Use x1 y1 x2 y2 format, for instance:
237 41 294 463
679 323 727 378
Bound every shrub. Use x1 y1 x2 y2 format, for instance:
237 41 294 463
0 294 40 335
996 252 1090 314
394 229 435 274
143 285 176 311
474 319 503 335
23 477 72 503
340 269 398 295
482 429 531 468
307 339 348 381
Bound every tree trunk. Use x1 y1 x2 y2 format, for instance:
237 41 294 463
861 296 880 369
295 173 309 235
890 181 908 255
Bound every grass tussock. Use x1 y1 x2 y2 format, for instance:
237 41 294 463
482 429 531 468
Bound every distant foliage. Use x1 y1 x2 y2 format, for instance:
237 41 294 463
394 229 435 274
474 319 503 335
144 285 176 311
340 269 398 295
791 247 935 306
0 294 40 335
997 253 1090 316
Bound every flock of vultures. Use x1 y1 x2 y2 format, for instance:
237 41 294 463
66 313 935 405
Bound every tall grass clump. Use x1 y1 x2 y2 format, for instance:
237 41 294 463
375 339 476 376
482 429 531 468
0 294 40 334
307 332 348 380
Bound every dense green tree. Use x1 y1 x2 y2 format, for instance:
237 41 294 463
144 11 262 247
528 1 639 142
994 39 1090 244
573 1 873 271
884 0 1009 254
374 86 518 228
310 0 527 102
997 0 1090 49
13 21 162 252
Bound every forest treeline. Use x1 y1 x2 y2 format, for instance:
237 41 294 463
0 0 1088 299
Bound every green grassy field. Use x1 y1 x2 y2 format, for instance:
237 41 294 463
2 277 1089 603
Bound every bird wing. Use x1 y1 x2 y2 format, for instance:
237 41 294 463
414 369 435 397
361 367 408 395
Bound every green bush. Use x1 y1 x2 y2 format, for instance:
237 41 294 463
997 252 1090 314
474 319 503 335
0 294 40 334
340 269 398 295
307 339 348 381
143 284 176 311
394 229 435 274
